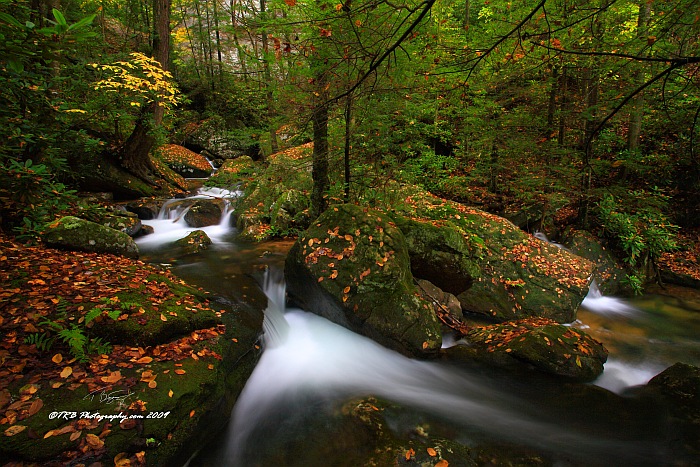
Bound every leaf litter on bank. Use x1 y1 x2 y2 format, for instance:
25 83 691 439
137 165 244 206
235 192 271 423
0 233 227 465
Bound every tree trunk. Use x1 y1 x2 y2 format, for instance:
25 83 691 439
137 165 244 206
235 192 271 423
558 66 567 147
343 93 353 201
119 0 170 183
311 72 330 219
546 66 558 131
260 0 278 154
579 67 599 229
627 0 652 154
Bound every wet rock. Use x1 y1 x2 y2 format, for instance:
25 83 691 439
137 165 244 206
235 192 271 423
184 199 224 227
455 318 608 381
416 279 463 322
391 215 479 295
390 185 595 324
561 228 627 295
42 216 139 259
125 200 161 220
285 203 442 358
172 230 212 255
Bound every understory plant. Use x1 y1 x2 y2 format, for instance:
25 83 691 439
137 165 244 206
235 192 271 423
596 189 678 292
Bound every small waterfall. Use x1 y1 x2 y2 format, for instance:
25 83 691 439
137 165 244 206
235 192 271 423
581 278 638 317
261 268 290 348
533 231 638 317
136 187 241 249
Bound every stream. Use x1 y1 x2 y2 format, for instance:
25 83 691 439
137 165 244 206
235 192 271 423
135 188 700 467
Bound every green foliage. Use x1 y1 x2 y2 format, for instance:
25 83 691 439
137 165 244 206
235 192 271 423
24 296 119 362
0 159 77 241
597 189 679 272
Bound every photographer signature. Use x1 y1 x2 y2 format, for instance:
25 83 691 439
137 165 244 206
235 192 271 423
83 388 134 406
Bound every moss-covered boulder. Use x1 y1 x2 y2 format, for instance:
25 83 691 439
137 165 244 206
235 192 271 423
640 362 700 462
285 204 442 357
230 145 314 240
270 189 310 232
392 215 479 295
159 144 213 178
390 185 595 323
561 228 627 295
0 236 262 466
456 318 608 381
42 216 139 259
172 230 212 255
184 199 224 227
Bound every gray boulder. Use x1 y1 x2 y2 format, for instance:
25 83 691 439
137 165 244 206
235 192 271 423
42 216 139 259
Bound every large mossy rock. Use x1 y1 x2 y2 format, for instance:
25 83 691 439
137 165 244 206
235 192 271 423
391 215 479 295
184 199 224 227
171 230 213 255
227 145 313 241
561 228 627 295
454 318 608 381
641 362 700 462
270 189 310 232
391 185 595 323
285 204 442 358
42 216 139 259
159 144 213 178
0 236 262 466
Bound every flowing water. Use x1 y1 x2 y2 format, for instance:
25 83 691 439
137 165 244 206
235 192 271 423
137 198 700 467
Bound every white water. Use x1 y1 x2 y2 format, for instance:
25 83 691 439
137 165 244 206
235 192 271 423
135 187 240 249
581 280 639 317
222 272 661 466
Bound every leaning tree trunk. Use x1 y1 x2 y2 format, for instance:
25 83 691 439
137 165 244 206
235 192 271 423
121 108 157 183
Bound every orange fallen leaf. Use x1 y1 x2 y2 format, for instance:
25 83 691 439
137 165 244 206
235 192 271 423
160 313 167 321
60 366 73 378
330 270 338 279
343 286 351 294
174 369 186 375
148 380 157 389
189 410 195 417
435 460 449 467
135 356 153 364
28 399 43 416
405 448 415 460
427 447 437 457
70 430 82 441
52 354 63 364
101 371 122 384
4 425 27 436
120 419 137 430
85 433 104 449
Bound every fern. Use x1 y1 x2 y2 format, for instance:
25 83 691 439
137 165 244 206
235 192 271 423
57 325 88 362
86 337 112 356
84 307 103 325
24 332 56 352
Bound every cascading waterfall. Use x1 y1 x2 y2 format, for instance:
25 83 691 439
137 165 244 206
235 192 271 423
222 271 664 466
135 187 240 249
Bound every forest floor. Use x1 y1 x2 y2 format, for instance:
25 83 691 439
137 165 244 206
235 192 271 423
0 233 226 466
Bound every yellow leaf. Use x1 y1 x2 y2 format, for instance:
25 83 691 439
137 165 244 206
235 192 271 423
168 389 173 398
60 366 73 378
576 356 582 368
